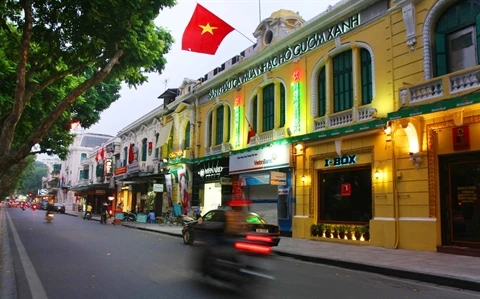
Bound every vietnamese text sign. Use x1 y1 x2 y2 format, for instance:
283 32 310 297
229 143 290 174
270 171 287 186
136 213 148 223
153 184 164 192
114 212 124 220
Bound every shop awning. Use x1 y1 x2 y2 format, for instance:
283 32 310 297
69 185 88 191
156 121 173 148
387 92 480 121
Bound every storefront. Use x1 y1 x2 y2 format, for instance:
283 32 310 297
192 156 230 214
229 143 293 232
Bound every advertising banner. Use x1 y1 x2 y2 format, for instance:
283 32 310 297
229 144 290 174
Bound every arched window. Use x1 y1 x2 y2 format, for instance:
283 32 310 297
250 82 286 134
184 122 191 149
434 0 480 76
141 138 147 161
333 50 353 112
207 104 231 147
123 147 128 166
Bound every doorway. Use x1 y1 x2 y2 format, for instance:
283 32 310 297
439 152 480 248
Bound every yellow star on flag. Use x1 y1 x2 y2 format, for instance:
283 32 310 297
199 23 217 35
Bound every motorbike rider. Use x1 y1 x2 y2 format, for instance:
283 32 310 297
45 202 54 217
100 202 109 223
84 203 93 219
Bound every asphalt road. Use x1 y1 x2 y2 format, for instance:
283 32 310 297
6 207 480 299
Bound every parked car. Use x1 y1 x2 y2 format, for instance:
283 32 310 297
40 201 49 210
53 203 65 213
182 209 280 246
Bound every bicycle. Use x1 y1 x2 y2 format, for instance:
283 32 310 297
158 210 180 226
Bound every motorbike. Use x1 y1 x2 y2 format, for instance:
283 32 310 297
196 234 275 291
123 211 136 222
83 212 92 220
21 205 26 211
45 211 54 222
31 204 37 210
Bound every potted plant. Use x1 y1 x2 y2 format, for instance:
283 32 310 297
362 225 370 241
324 224 332 238
332 225 339 239
310 224 319 237
354 226 363 240
337 225 346 239
345 225 353 240
316 223 325 237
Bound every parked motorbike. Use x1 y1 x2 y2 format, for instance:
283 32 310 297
45 211 54 222
196 234 275 291
83 212 92 220
123 211 136 222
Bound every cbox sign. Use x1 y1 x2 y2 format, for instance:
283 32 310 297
325 155 357 168
229 144 290 174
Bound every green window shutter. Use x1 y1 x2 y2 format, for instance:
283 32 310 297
142 139 147 161
280 84 286 127
84 169 89 179
155 134 159 158
262 84 274 131
435 33 447 76
216 106 224 145
123 147 127 166
476 14 480 65
79 170 83 180
185 122 190 149
208 114 213 147
253 96 258 132
360 49 373 105
317 67 326 116
333 51 353 112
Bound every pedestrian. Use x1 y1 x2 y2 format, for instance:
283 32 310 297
148 210 156 223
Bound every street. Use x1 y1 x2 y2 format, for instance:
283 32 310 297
5 207 480 299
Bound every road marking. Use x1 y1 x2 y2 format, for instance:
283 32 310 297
6 211 48 299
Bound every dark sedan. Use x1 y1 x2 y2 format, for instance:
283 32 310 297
182 209 280 246
53 203 65 213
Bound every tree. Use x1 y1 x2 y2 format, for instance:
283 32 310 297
18 160 49 195
0 156 35 199
0 0 175 195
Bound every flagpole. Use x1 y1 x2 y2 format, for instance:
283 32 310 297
235 29 256 44
258 0 262 23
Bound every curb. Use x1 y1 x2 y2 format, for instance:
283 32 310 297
121 224 183 238
119 224 480 292
64 212 100 222
0 208 18 299
274 251 480 293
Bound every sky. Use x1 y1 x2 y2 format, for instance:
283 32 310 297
86 0 339 137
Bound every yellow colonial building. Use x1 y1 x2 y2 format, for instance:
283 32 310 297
150 0 480 254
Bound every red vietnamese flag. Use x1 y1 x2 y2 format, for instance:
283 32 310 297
182 4 235 55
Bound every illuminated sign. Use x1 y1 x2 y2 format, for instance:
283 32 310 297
324 155 357 167
292 70 301 133
208 14 360 99
234 96 241 148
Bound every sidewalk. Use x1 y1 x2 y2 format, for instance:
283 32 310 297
66 210 480 292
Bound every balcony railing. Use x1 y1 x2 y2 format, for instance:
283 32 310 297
312 105 376 132
399 66 480 107
248 128 286 146
205 143 231 156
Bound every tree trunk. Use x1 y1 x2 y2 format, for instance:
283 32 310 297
0 159 30 196
0 50 124 178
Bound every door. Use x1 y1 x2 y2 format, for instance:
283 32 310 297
193 210 225 242
439 152 480 248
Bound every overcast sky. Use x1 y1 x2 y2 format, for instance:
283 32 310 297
86 0 339 136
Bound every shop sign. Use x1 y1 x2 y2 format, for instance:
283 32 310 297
457 186 477 203
127 161 139 174
153 184 164 192
341 183 352 196
208 14 361 99
290 119 386 143
239 172 270 186
230 143 290 174
388 93 480 121
270 171 286 186
278 186 290 195
95 190 106 195
324 155 357 168
114 166 127 176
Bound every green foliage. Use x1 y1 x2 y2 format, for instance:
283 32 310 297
0 0 176 168
0 156 36 198
18 160 49 194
